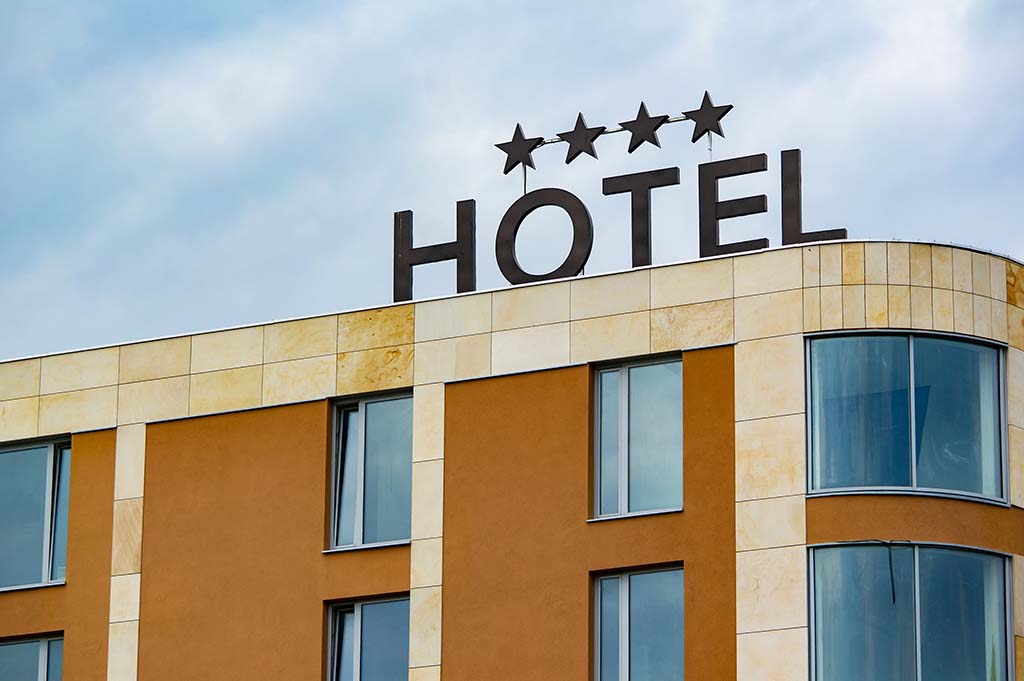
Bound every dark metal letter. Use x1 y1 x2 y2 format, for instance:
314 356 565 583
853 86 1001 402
495 188 594 285
780 149 847 245
698 154 770 257
602 167 680 267
393 200 476 302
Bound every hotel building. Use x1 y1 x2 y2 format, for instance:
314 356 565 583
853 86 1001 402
0 240 1022 680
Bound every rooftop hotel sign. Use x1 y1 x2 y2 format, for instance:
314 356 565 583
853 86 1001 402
393 92 847 302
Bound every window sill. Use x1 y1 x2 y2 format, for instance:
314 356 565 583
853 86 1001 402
587 507 683 523
322 539 411 554
0 580 65 595
807 487 1009 508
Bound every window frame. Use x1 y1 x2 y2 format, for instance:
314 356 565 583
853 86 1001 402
0 439 71 593
0 634 64 681
592 356 684 520
805 330 1009 505
807 541 1015 681
593 566 685 681
326 596 409 681
327 393 413 552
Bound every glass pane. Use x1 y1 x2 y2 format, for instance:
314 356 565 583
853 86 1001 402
362 398 413 543
813 545 915 681
627 362 682 512
360 599 410 681
0 446 49 587
335 410 359 546
914 339 1001 497
50 447 71 581
628 569 683 681
0 640 40 681
920 548 1007 681
599 577 620 681
599 370 620 515
46 639 63 681
811 337 912 489
333 608 355 681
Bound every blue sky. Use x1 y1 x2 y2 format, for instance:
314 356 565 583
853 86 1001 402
2 1 1022 359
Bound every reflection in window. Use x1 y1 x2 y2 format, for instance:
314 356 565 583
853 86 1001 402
597 569 683 681
810 334 1002 498
332 396 412 548
813 545 1008 681
596 360 682 517
0 636 63 681
0 443 71 589
329 598 409 681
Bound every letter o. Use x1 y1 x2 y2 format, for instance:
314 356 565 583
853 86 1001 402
495 188 594 285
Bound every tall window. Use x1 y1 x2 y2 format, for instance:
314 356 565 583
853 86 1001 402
0 442 71 589
812 544 1010 681
0 637 63 680
596 359 683 517
328 598 409 681
596 568 684 681
809 334 1003 500
332 396 413 548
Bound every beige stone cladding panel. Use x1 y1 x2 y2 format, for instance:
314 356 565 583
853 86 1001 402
841 243 864 285
910 286 933 330
932 246 954 289
39 387 118 435
736 496 805 552
909 243 932 287
735 335 804 422
953 291 975 335
109 573 141 623
734 248 802 297
992 301 1009 344
412 383 444 463
887 243 910 285
803 289 821 333
651 258 733 308
1011 426 1024 509
413 335 488 385
111 498 143 576
410 666 441 681
570 269 649 320
991 258 1008 302
40 347 119 395
262 355 336 406
1011 306 1024 352
189 366 263 416
841 285 865 329
735 290 802 341
865 285 889 328
570 311 650 364
651 300 734 352
0 358 40 401
1014 556 1024 635
819 286 842 330
410 537 443 589
491 282 569 331
736 545 807 633
0 397 39 441
114 424 146 501
932 288 954 332
973 295 992 339
338 344 415 394
118 376 189 425
864 243 887 284
411 459 443 541
338 305 415 352
972 252 992 296
415 293 491 342
491 323 569 376
107 619 140 681
802 247 819 287
888 285 911 328
952 247 973 292
118 337 190 384
263 315 337 363
190 326 264 374
737 628 808 681
1010 348 1024 430
736 414 806 502
1010 262 1024 308
819 244 842 286
409 585 442 668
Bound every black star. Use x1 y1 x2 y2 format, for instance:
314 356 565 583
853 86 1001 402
682 91 733 143
620 102 669 153
495 123 544 175
556 113 605 164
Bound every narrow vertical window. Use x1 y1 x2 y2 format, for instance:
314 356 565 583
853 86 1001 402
332 396 413 549
596 568 683 681
0 442 71 590
596 359 682 517
329 598 409 681
0 636 63 680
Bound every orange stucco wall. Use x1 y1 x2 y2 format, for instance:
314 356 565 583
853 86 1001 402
441 347 736 680
0 430 115 680
137 401 409 681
